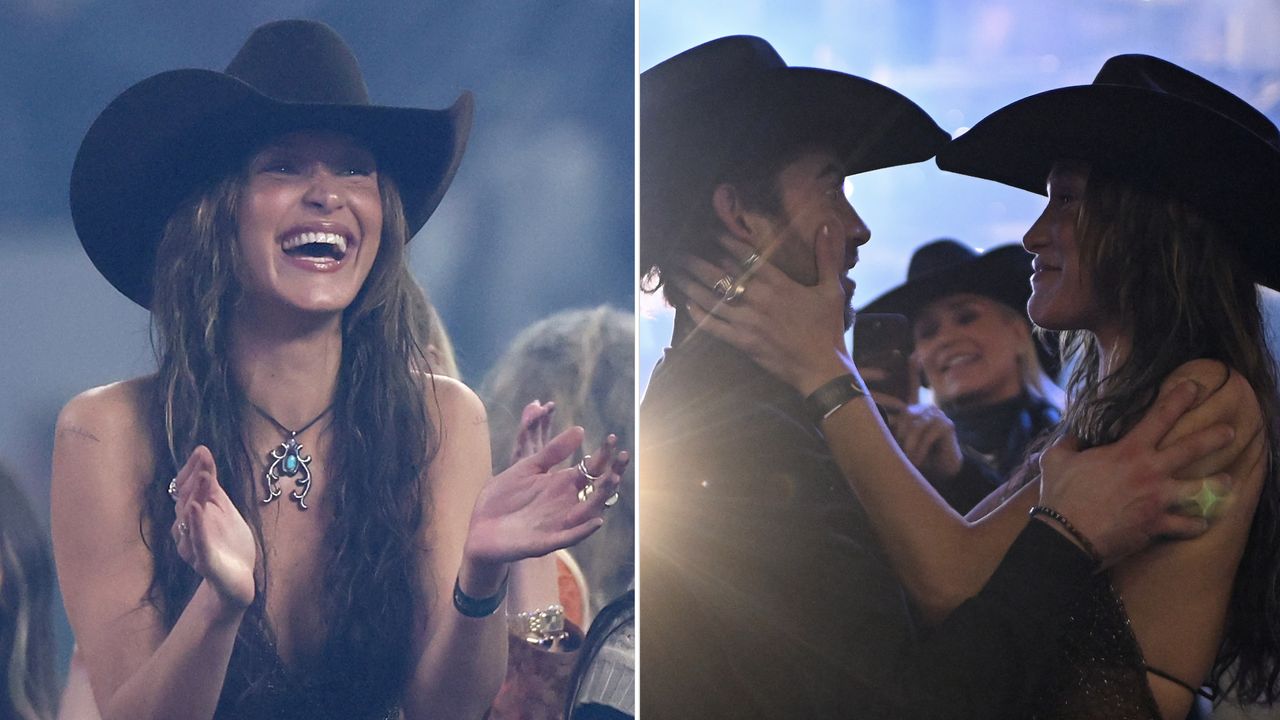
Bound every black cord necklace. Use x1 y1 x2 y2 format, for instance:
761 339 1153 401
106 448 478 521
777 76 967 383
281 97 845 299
250 401 332 510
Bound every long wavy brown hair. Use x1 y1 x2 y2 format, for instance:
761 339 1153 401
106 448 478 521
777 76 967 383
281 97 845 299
1031 164 1280 702
140 158 439 709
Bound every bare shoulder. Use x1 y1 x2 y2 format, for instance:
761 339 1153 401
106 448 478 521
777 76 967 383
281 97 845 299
1165 358 1258 415
1159 359 1261 447
422 374 491 496
1116 363 1268 716
55 377 156 488
53 377 163 684
423 373 487 430
58 377 151 440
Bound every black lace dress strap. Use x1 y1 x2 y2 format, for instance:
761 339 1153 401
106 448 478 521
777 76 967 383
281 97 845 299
1033 572 1163 719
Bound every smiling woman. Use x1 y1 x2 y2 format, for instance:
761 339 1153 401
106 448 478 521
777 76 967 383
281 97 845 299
51 19 627 720
236 131 384 314
858 240 1062 511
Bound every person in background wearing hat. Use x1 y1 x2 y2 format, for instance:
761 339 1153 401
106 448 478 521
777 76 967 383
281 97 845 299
683 52 1280 718
641 36 1231 719
859 240 1063 513
50 20 626 720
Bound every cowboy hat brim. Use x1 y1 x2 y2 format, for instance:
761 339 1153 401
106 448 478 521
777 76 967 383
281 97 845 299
860 245 1033 319
936 83 1280 289
644 65 948 182
71 68 473 308
860 245 1058 378
642 65 949 251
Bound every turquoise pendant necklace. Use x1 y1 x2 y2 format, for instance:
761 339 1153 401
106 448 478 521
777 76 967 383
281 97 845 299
250 402 332 510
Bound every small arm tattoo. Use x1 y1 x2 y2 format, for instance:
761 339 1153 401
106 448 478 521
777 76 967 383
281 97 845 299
59 425 101 443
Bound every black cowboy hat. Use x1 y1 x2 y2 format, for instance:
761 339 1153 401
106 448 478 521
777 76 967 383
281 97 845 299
641 35 949 273
70 19 473 308
936 53 1280 290
861 240 1059 378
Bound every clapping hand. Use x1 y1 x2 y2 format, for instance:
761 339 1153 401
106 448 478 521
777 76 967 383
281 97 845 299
466 425 628 566
169 445 257 608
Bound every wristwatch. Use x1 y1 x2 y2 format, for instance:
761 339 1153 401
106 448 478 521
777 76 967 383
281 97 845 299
803 373 866 425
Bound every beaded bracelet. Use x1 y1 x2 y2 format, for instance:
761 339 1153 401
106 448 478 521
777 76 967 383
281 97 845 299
453 571 509 618
1029 505 1102 568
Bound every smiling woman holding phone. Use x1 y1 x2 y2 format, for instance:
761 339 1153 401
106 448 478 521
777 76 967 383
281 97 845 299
857 240 1063 512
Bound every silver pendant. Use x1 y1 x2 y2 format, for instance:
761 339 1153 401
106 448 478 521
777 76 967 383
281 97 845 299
263 433 313 509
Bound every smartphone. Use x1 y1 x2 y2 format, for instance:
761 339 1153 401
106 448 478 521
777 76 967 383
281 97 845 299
852 313 911 404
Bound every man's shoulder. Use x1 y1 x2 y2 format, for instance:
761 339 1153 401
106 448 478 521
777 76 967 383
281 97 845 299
642 341 814 456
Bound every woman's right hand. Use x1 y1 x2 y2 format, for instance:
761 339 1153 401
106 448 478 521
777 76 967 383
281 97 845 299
170 446 256 609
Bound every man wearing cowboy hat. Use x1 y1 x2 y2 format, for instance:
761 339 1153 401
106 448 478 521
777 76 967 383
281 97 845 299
638 36 1227 719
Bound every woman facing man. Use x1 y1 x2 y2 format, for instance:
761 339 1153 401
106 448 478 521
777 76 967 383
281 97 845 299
678 51 1279 717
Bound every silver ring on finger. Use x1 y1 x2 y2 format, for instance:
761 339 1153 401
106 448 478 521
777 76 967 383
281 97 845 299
577 456 606 482
168 477 179 502
713 273 734 297
740 251 761 272
577 483 596 503
713 274 746 305
604 492 621 508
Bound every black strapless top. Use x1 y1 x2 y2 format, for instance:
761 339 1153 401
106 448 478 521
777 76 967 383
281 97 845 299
215 621 401 720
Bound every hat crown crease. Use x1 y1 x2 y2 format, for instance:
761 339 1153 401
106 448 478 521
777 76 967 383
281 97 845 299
224 20 371 106
1094 54 1279 148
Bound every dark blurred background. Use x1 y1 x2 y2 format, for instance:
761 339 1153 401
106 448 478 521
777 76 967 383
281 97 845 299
0 0 633 674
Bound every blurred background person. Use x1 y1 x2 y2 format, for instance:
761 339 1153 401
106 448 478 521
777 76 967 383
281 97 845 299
0 462 58 720
859 240 1062 513
483 306 635 617
482 306 635 720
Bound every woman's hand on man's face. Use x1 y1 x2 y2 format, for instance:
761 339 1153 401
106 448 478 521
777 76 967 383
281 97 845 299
670 229 855 396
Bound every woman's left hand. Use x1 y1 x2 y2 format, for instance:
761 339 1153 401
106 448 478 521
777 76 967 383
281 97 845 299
465 426 628 567
671 228 855 396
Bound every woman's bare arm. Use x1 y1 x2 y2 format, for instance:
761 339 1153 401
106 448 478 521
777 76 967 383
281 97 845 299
52 380 252 720
1112 361 1267 719
402 378 622 719
676 231 1232 621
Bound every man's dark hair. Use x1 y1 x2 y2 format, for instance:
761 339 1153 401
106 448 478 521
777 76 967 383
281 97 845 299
640 138 818 310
